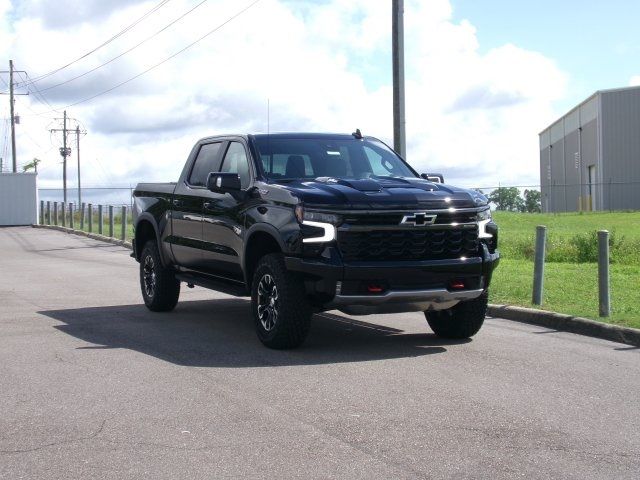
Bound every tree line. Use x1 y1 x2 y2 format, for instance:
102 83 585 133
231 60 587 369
485 187 541 213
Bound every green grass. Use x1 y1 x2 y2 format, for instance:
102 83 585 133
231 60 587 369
490 211 640 329
48 210 135 240
495 211 640 265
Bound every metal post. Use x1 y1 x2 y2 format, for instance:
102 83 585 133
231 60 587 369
109 205 114 238
61 201 66 227
9 60 16 172
46 201 51 225
88 203 93 233
76 125 81 206
98 205 103 235
532 225 547 305
62 110 67 203
69 203 74 230
80 203 85 230
53 202 58 225
392 0 406 159
598 230 610 317
40 200 44 225
121 206 127 241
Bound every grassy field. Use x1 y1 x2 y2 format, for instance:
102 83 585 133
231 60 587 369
49 210 135 240
490 211 640 329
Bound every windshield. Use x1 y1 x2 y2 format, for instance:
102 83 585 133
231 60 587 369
253 137 417 181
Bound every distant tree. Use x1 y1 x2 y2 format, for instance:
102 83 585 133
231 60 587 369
523 189 542 213
22 158 41 174
488 187 524 212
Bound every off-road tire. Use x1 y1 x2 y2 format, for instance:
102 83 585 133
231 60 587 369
251 253 312 349
425 290 488 339
139 240 180 312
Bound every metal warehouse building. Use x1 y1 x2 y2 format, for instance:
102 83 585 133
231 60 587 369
539 86 640 212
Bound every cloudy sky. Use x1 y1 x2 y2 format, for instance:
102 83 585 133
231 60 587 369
1 0 639 197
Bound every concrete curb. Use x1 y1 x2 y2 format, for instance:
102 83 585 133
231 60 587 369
488 305 640 347
31 224 640 348
32 224 132 250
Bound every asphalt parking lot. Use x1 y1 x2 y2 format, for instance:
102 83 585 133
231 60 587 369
1 226 639 479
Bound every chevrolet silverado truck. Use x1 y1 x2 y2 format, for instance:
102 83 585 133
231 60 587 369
132 132 499 349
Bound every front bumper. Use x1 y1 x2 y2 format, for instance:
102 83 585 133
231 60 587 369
285 244 499 315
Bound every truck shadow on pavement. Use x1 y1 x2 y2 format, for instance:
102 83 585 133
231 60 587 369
39 299 470 368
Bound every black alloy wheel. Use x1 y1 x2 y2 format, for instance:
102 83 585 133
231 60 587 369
139 240 180 312
251 253 311 349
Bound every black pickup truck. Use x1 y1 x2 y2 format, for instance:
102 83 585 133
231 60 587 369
132 132 499 349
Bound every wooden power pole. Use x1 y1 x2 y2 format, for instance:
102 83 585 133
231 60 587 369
51 111 72 203
1 60 28 172
392 0 406 159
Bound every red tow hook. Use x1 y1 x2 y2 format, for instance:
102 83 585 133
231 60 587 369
449 281 466 290
367 285 384 293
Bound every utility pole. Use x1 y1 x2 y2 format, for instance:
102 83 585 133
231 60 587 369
76 125 81 205
9 60 16 172
62 110 67 202
51 111 72 203
392 0 406 159
69 125 86 206
1 60 28 172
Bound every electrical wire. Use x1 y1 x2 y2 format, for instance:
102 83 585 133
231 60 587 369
1 118 9 170
37 0 209 94
35 0 263 113
22 73 56 110
18 0 174 87
16 72 60 116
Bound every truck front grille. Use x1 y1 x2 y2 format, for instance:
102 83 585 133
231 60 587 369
337 228 479 262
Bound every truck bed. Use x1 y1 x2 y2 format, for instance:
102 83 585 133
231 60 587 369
134 182 176 195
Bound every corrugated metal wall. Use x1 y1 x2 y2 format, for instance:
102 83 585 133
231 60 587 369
580 118 599 210
601 89 640 210
0 173 38 226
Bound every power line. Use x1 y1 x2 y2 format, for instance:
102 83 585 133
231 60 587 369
19 72 60 114
18 0 174 87
35 0 263 114
1 117 9 170
37 0 209 95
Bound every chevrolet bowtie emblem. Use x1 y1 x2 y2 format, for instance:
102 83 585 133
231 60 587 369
400 213 437 226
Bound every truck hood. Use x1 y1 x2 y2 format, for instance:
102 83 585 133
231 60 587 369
275 177 486 210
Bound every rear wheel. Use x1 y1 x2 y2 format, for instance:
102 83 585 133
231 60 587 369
251 253 311 349
425 290 488 339
139 240 180 312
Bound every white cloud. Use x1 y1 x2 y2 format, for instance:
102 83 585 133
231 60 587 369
1 0 567 194
630 75 640 86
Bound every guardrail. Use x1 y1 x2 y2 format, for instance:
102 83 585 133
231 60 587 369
39 200 131 241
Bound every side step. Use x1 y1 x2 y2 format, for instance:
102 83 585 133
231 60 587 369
175 272 248 297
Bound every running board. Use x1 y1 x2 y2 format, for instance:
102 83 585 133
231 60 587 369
175 272 248 297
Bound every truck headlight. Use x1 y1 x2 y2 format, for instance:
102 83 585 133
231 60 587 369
477 208 493 239
296 206 340 243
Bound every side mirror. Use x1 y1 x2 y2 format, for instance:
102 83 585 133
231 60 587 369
421 173 444 183
207 172 242 193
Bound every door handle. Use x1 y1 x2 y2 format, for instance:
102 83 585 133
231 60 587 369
203 201 213 210
172 199 183 207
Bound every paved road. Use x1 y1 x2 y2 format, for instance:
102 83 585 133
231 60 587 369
1 227 639 479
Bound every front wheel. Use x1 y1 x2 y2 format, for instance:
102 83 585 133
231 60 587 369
425 290 488 339
139 240 180 312
251 253 311 349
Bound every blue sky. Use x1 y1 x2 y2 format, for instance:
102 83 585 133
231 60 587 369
451 0 640 113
